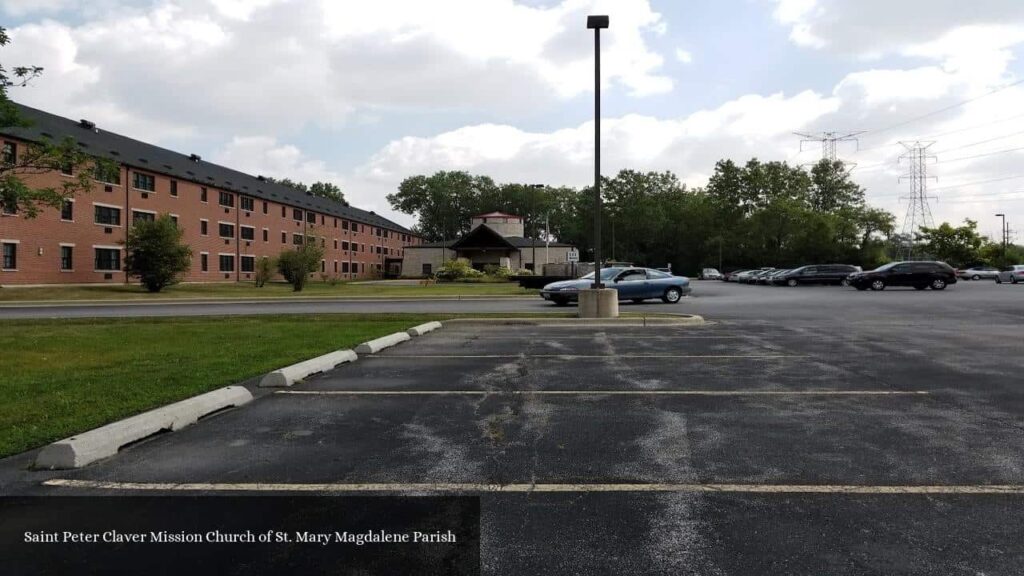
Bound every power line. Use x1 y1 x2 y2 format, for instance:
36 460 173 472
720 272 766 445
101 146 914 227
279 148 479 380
863 77 1024 137
934 129 1024 155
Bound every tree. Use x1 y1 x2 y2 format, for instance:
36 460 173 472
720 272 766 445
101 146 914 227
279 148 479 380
915 219 986 268
808 159 865 213
0 27 112 217
254 256 274 288
276 236 324 292
123 216 192 292
266 177 345 204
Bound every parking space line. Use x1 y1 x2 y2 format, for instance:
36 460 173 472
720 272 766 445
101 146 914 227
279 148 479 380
372 354 809 359
274 390 927 396
42 479 1024 495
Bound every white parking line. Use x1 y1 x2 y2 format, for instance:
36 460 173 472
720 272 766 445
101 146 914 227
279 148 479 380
275 390 927 396
372 354 809 359
42 479 1024 495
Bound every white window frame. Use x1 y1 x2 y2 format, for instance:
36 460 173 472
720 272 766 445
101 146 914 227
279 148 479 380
199 251 209 273
92 202 123 227
92 245 123 273
218 220 235 239
200 218 210 236
1 239 19 271
59 243 75 272
131 171 157 193
60 198 75 222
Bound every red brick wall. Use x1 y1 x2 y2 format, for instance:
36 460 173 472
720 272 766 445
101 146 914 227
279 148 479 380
0 136 421 286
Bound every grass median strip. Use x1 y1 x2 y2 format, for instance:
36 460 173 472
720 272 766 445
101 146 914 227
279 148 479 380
0 314 447 458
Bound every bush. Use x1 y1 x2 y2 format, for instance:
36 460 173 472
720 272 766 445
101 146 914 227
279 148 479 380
435 258 474 281
123 215 192 293
277 240 324 292
254 256 274 288
514 268 534 276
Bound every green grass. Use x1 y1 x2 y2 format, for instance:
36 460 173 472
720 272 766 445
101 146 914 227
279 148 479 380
0 314 459 458
0 281 537 302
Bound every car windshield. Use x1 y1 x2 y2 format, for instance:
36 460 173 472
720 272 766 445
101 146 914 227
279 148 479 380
580 268 622 281
873 262 898 272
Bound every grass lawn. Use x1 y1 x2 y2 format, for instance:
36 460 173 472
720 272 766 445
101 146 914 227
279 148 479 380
0 314 460 458
0 281 537 302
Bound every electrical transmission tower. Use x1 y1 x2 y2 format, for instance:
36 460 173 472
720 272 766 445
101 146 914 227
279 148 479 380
794 131 864 167
896 141 938 260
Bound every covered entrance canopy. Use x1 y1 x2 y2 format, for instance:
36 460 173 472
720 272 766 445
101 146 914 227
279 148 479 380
449 224 518 270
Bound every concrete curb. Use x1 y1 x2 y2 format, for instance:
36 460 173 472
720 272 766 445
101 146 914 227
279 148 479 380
443 315 705 327
355 331 412 354
259 349 358 388
34 386 253 470
407 321 443 337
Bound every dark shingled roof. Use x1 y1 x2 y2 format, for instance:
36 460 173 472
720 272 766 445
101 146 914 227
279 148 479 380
408 237 574 249
3 102 415 236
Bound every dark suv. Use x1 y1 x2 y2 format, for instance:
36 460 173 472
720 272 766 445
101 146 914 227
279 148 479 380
773 264 861 286
847 261 958 291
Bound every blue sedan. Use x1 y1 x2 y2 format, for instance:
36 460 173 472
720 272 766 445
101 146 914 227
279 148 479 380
540 267 691 306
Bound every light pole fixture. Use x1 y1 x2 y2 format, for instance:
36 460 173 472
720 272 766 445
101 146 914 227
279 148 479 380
587 14 608 289
996 213 1006 260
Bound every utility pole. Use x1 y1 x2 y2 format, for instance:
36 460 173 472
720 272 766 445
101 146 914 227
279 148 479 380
996 213 1007 262
896 141 938 260
587 14 608 289
794 131 863 166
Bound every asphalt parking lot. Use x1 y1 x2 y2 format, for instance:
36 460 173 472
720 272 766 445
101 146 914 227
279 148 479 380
4 286 1024 574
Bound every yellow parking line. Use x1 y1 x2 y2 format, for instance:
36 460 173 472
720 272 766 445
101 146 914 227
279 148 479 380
42 479 1024 495
275 390 927 396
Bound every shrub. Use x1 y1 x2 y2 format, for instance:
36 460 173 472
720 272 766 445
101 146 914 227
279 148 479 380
514 268 534 276
436 258 474 281
254 256 274 288
123 215 192 293
277 240 324 292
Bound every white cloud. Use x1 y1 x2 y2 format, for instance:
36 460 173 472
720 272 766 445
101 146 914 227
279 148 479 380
211 136 344 186
674 49 692 64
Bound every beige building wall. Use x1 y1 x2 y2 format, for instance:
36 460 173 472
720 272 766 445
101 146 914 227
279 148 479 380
401 247 455 277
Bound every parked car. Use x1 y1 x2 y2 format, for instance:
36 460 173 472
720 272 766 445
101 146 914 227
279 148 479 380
773 264 861 286
699 268 723 280
722 269 750 282
847 261 957 291
540 267 691 305
760 269 790 285
745 269 776 284
995 265 1024 284
958 266 999 281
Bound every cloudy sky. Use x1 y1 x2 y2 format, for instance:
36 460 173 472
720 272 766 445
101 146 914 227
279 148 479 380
4 0 1024 240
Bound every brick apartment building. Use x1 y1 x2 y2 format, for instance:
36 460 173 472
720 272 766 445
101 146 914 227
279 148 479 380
0 103 420 286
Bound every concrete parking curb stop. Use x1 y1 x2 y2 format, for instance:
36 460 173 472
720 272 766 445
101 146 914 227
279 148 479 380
407 321 443 336
33 386 253 470
355 331 412 354
259 349 358 388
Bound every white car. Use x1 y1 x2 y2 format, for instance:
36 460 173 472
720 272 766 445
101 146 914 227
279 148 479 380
995 265 1024 284
958 266 999 280
699 267 723 280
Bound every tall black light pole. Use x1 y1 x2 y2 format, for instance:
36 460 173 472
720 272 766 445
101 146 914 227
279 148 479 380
587 15 608 289
996 213 1006 261
529 183 546 272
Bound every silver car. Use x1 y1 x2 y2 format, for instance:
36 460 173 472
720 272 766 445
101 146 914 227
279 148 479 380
995 265 1024 284
541 267 691 305
958 266 999 281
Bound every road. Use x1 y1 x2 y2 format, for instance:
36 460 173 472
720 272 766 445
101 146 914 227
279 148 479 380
0 279 1021 321
2 280 1024 574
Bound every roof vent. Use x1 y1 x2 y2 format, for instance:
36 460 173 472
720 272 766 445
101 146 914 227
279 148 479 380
110 150 120 156
189 153 202 162
79 119 96 130
257 175 266 181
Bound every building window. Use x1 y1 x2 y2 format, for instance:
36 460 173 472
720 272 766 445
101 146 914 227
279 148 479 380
219 254 235 272
2 141 16 165
60 200 73 221
200 219 209 236
333 218 338 228
342 241 349 251
292 208 303 221
263 229 269 242
281 206 286 217
342 262 349 273
94 248 120 271
132 172 155 192
219 223 235 238
200 253 208 272
218 191 234 207
281 231 286 244
241 196 254 212
93 163 120 185
2 242 16 269
60 161 73 176
262 201 268 215
170 180 178 197
2 202 16 215
321 260 325 273
200 187 208 202
94 205 121 226
170 215 178 227
306 211 316 224
240 226 255 241
60 246 73 270
293 233 303 245
342 220 349 231
422 263 432 276
333 239 338 250
241 255 255 273
132 210 155 224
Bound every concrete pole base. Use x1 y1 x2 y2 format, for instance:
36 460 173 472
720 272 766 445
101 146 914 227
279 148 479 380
578 288 619 318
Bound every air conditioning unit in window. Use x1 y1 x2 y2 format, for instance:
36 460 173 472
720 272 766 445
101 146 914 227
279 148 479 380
104 185 113 192
141 193 149 199
104 228 112 234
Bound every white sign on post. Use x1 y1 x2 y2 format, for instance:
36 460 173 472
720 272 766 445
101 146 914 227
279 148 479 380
567 249 579 262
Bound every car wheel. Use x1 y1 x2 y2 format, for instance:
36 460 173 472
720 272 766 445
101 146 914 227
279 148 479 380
786 278 798 287
1012 277 1019 284
931 278 947 290
870 279 885 291
996 277 1002 284
552 297 569 307
971 274 980 281
662 287 682 303
840 278 850 287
